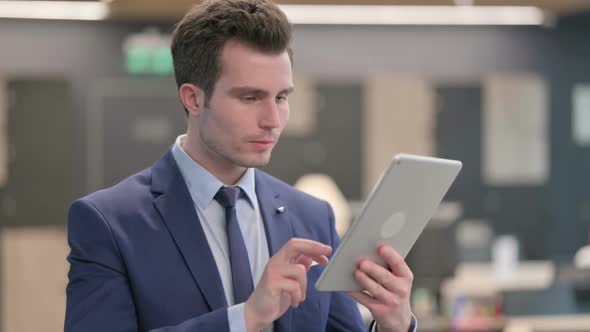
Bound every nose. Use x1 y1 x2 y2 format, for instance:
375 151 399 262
259 100 282 129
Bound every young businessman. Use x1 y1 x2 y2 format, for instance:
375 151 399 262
65 1 416 331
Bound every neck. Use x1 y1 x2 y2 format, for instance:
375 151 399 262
181 131 246 186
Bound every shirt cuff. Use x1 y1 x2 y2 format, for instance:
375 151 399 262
370 313 417 332
227 302 247 332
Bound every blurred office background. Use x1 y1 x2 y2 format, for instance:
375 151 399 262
1 0 590 331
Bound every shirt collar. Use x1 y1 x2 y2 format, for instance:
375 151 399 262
171 134 257 209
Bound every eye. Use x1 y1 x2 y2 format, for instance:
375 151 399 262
241 96 258 103
276 95 288 103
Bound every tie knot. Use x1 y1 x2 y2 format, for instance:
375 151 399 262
214 186 240 209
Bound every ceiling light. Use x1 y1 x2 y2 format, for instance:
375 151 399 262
279 5 546 26
0 1 109 21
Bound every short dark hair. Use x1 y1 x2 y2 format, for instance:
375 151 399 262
171 0 293 111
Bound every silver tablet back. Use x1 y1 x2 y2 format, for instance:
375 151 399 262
315 154 462 291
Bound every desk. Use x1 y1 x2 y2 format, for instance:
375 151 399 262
440 262 555 316
416 314 590 332
504 314 590 332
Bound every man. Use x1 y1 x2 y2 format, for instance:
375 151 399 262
65 0 416 331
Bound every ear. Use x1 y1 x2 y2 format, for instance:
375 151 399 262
179 83 206 117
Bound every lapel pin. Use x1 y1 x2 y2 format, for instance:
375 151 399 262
276 206 285 214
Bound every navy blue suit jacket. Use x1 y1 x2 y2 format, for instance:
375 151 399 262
65 149 366 331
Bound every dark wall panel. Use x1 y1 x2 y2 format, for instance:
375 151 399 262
435 85 550 260
263 82 363 200
1 79 77 226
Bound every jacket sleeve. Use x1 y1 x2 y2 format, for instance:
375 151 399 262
65 199 230 332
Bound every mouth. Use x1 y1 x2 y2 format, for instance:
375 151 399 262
249 139 275 150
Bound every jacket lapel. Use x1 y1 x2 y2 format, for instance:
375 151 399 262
255 170 294 332
151 149 227 311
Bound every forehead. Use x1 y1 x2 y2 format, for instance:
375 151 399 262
216 40 293 89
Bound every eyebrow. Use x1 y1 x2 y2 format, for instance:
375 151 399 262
228 86 295 96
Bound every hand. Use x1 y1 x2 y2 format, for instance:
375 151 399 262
347 244 414 332
244 238 332 332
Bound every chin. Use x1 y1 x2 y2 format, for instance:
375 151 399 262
239 155 272 168
245 159 271 168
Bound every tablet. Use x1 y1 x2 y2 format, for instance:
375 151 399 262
315 154 462 291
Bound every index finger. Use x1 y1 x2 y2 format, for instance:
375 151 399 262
280 238 332 262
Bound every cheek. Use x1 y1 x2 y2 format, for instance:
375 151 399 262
200 111 233 146
210 109 252 148
206 106 239 132
280 107 290 128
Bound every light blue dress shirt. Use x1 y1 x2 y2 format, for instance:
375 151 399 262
172 135 271 332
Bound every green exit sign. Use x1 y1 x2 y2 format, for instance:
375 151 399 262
123 28 174 75
126 46 173 75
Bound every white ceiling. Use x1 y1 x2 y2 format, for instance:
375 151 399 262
106 0 590 21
